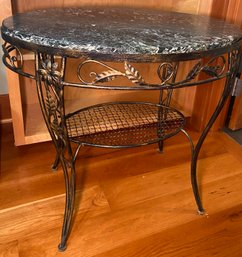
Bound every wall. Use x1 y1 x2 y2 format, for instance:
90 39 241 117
0 38 9 95
0 0 12 95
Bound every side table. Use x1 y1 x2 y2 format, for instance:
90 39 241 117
1 6 242 251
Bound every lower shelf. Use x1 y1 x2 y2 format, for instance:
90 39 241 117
66 102 185 148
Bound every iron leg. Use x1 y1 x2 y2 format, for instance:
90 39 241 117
190 78 232 215
58 157 76 251
51 152 60 171
158 140 164 153
191 154 205 215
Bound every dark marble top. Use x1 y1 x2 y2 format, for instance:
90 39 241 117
1 7 242 61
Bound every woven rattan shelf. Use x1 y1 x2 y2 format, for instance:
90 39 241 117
66 102 185 147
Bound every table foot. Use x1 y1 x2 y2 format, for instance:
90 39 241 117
58 243 67 252
191 168 205 215
197 209 206 216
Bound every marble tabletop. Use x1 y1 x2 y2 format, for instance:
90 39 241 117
1 7 242 61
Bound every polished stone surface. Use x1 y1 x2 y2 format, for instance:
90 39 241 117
1 7 242 59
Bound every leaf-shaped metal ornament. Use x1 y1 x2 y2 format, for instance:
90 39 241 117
201 65 221 77
201 55 226 78
77 60 125 85
92 70 123 83
186 61 202 81
124 62 144 84
46 90 57 114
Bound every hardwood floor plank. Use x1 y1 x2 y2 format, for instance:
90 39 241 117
0 241 19 257
0 130 226 210
0 168 95 210
0 185 110 244
100 153 242 210
18 172 242 257
216 132 242 162
77 137 227 183
92 204 242 257
1 124 242 257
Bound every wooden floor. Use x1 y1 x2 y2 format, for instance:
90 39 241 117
0 123 242 257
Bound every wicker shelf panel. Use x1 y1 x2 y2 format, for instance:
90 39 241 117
66 102 185 147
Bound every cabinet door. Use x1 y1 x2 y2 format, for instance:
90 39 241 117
0 0 26 145
190 0 242 132
226 0 242 130
229 95 242 130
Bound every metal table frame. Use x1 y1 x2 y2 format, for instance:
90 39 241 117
1 8 241 251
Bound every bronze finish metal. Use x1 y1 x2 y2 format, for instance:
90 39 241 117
1 7 241 251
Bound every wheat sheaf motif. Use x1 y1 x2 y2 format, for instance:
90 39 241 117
77 60 145 85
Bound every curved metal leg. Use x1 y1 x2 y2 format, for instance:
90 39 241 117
177 51 240 214
35 53 76 251
181 129 206 214
180 129 194 157
181 129 205 214
190 86 231 215
58 144 82 250
158 140 164 152
181 82 231 214
190 50 239 215
58 157 76 251
51 151 60 171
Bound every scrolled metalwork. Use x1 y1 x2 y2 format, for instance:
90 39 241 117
229 49 240 72
2 42 35 79
77 59 145 85
73 54 229 90
185 61 202 81
157 62 176 84
182 55 226 83
2 42 23 69
39 57 62 85
36 53 77 251
201 55 226 77
173 55 227 86
38 55 65 144
78 60 122 84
